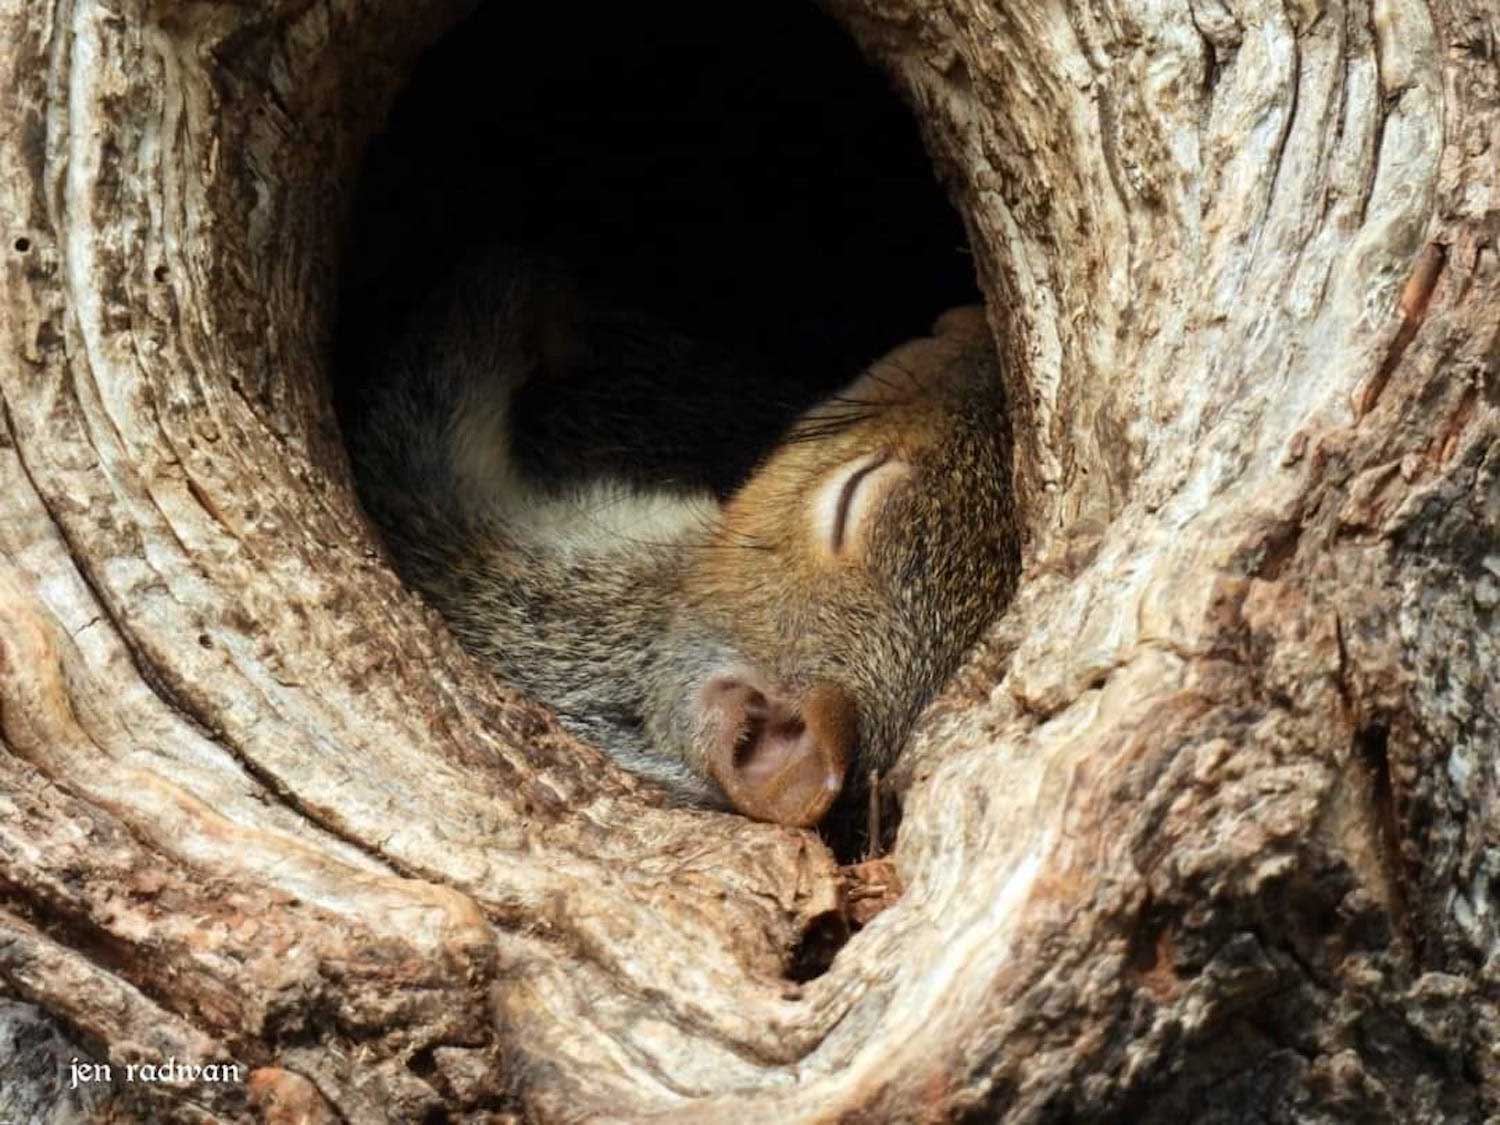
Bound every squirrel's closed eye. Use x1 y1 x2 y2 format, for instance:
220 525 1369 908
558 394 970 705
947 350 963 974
809 451 911 560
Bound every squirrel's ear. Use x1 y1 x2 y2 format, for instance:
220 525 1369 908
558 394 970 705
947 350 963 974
701 678 853 827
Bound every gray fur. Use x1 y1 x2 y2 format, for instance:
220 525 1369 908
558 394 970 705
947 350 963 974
350 259 726 802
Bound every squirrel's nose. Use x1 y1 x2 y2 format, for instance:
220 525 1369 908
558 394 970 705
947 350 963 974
703 679 853 827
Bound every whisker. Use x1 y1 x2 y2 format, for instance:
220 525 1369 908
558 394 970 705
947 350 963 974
679 540 775 553
877 356 925 393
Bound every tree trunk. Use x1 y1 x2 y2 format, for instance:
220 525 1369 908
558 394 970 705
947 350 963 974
1 0 1496 1121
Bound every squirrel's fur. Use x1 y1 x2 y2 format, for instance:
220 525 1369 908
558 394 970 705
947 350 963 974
350 256 1017 823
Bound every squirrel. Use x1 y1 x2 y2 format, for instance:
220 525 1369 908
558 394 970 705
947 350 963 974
348 255 1018 827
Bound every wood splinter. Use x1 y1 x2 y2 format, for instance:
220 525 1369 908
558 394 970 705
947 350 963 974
1355 241 1448 418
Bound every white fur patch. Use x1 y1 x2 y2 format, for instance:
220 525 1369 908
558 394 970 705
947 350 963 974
507 482 719 556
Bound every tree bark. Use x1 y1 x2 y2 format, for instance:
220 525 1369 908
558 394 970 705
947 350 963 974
1 0 1496 1121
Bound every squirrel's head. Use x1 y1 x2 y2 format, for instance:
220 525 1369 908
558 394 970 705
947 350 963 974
649 307 1017 826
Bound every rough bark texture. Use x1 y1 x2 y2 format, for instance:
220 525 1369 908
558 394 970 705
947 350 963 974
1 0 1496 1122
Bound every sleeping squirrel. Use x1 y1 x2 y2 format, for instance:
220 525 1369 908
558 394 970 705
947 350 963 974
349 257 1017 827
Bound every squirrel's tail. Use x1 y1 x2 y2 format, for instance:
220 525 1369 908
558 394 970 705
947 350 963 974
347 256 560 580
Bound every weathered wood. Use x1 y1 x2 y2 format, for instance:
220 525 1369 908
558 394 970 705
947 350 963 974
1 0 1495 1120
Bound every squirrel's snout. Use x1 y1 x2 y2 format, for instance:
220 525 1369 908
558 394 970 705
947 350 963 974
701 678 854 827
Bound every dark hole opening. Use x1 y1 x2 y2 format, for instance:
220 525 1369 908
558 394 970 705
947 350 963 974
787 909 851 983
334 1 981 870
335 0 978 493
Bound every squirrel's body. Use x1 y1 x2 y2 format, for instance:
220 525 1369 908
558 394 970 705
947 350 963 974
351 255 1016 825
